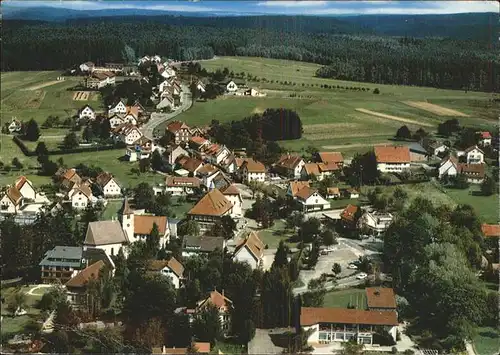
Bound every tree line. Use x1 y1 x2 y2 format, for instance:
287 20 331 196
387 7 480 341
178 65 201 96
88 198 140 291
3 18 499 91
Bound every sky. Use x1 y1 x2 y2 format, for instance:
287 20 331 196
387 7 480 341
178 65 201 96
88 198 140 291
3 0 498 16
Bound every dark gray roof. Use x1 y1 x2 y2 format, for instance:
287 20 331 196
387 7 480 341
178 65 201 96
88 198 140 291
39 246 83 268
184 236 224 252
83 247 115 270
168 218 181 225
407 142 428 155
84 220 128 246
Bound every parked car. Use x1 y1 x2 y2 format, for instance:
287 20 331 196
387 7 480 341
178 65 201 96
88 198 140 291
356 272 368 280
347 264 358 270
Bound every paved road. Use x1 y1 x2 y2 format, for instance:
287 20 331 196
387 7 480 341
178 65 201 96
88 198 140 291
293 274 363 295
140 83 192 139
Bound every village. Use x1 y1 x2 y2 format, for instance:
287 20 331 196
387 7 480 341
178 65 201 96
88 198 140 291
1 51 499 355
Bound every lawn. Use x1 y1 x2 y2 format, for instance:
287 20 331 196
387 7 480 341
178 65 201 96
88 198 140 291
253 219 297 248
323 288 367 309
101 199 124 220
473 327 500 355
170 197 196 219
1 285 52 337
211 340 246 354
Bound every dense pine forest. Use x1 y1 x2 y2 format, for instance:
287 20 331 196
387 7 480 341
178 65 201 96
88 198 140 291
3 14 499 91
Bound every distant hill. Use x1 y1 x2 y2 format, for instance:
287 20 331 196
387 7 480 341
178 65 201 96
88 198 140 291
2 7 498 41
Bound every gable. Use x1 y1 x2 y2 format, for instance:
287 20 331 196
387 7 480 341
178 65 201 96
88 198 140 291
235 245 258 262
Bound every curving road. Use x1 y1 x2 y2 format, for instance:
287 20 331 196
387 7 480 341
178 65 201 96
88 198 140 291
140 84 192 139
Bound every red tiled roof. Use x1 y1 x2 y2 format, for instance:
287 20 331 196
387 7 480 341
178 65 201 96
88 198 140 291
134 215 168 235
234 231 265 260
341 204 359 222
197 290 233 310
190 136 208 146
165 176 201 188
318 152 343 164
5 186 22 205
221 184 240 195
167 121 190 133
276 154 303 169
180 157 203 173
481 224 500 238
300 307 398 326
188 189 233 217
374 146 410 163
65 260 105 288
289 181 310 197
480 131 492 139
457 163 485 178
15 176 31 191
295 186 317 201
365 287 397 309
327 187 340 195
241 158 266 173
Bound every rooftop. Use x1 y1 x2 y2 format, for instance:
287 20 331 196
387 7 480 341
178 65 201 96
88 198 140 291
318 152 343 164
300 307 398 326
134 215 168 235
39 246 83 268
65 260 105 288
184 235 225 252
188 189 233 217
84 220 128 246
481 223 500 237
365 287 397 309
374 145 411 163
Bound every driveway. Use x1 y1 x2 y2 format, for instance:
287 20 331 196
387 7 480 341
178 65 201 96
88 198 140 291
140 84 192 139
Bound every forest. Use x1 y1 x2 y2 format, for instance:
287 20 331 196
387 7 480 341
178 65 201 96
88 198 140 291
3 15 500 91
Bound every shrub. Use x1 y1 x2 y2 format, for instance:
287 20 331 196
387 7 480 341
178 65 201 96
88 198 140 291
391 346 398 354
373 88 380 94
403 350 414 355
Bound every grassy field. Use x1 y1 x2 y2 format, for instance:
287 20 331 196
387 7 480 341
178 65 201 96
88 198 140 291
190 56 499 155
252 219 297 248
473 327 500 355
323 288 367 309
101 199 124 220
378 182 499 224
1 285 52 337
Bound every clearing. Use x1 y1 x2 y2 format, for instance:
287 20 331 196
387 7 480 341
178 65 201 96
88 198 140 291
403 101 469 117
355 108 434 127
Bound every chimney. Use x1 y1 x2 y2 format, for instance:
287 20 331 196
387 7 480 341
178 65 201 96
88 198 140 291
222 289 224 298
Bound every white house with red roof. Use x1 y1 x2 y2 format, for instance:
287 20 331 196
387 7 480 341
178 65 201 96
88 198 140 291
221 184 243 218
15 176 37 200
295 186 330 212
374 146 411 173
233 231 264 269
274 154 305 179
477 131 492 146
463 145 484 165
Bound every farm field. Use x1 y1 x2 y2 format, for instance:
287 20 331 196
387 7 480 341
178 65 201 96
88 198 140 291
188 56 498 155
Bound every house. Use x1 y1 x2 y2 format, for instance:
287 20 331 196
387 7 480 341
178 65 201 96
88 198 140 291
275 154 306 179
286 181 310 199
244 88 266 97
222 79 246 93
166 121 192 145
326 187 341 199
82 247 116 274
463 145 484 164
208 171 232 192
477 131 492 146
300 307 398 345
79 61 95 73
187 189 234 231
165 176 201 196
39 246 83 284
108 114 125 129
157 94 176 110
123 106 139 125
316 152 344 167
178 157 204 176
438 156 459 179
95 173 121 197
196 164 220 186
108 99 128 115
295 186 330 212
83 220 129 258
15 176 36 200
196 290 233 334
340 204 360 227
152 342 210 355
182 235 226 257
343 188 359 199
358 211 393 235
428 142 449 157
240 158 267 183
85 72 115 89
301 162 339 181
374 146 411 173
196 80 206 93
233 231 265 269
8 118 22 133
69 184 93 210
58 168 82 191
481 224 500 238
164 145 189 166
203 144 232 165
78 105 96 121
189 136 211 151
112 123 143 145
407 142 428 162
122 206 170 247
160 67 176 79
365 287 397 312
147 258 184 289
221 184 243 218
65 260 107 309
126 136 153 162
457 163 485 184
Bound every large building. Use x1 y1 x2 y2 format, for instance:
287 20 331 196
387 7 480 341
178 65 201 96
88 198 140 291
187 189 234 232
374 146 411 173
300 307 398 345
39 246 83 284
